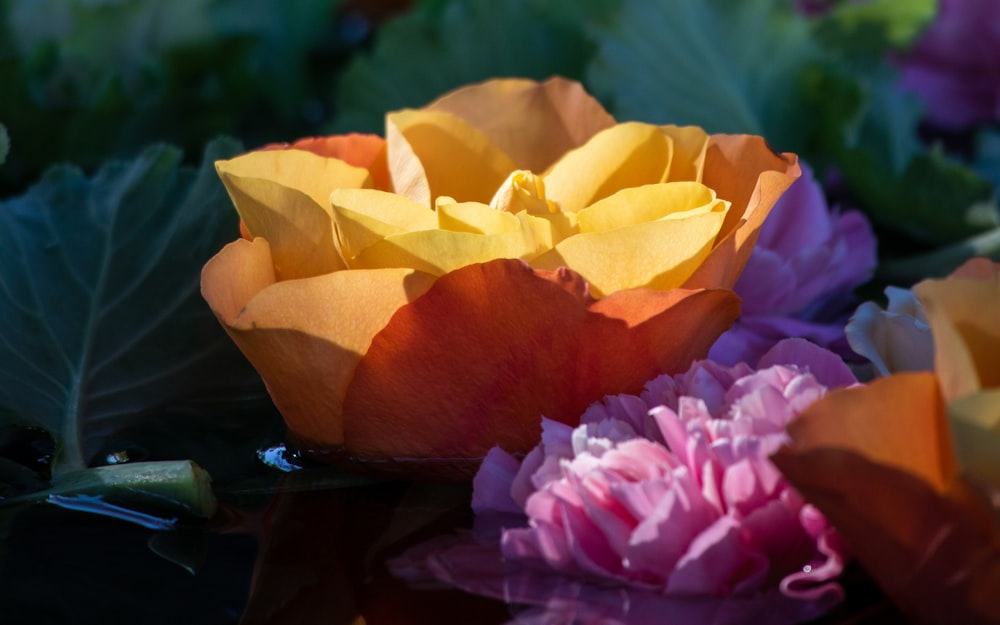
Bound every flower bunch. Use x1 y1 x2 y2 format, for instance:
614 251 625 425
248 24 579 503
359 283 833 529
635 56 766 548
201 77 800 471
473 340 853 602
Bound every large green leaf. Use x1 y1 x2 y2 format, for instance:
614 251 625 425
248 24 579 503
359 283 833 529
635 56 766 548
331 0 619 133
0 138 260 477
587 0 819 152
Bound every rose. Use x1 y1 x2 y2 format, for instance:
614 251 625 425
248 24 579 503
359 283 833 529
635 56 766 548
473 339 852 602
201 77 800 473
772 258 1000 624
844 285 933 377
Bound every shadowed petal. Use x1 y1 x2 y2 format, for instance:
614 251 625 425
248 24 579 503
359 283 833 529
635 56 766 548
341 259 739 466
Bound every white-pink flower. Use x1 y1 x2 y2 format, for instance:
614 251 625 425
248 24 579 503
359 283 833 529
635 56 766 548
473 339 852 602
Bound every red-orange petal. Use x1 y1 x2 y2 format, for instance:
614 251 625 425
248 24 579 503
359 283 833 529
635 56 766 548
340 259 739 468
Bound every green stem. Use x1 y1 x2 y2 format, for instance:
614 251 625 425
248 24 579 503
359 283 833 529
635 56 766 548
876 226 1000 284
0 460 217 521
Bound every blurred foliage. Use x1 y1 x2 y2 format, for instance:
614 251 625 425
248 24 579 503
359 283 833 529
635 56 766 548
812 0 938 55
587 0 997 265
330 0 620 133
0 0 353 195
588 0 819 152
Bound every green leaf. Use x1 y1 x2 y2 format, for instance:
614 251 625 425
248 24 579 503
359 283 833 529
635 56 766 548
0 138 258 477
804 63 998 247
813 0 938 57
1 0 343 193
839 145 998 245
974 129 1000 193
331 0 619 133
0 460 218 522
587 0 819 152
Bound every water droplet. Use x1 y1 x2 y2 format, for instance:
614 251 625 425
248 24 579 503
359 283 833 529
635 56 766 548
802 564 813 573
257 444 304 472
105 450 129 465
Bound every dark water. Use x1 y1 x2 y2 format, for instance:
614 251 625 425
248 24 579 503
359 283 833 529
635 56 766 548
0 481 910 625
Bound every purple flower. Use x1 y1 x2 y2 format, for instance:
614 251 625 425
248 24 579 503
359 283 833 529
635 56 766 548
473 340 852 603
897 0 1000 129
709 163 876 366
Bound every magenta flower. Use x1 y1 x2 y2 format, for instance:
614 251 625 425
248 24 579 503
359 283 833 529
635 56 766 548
897 0 1000 129
473 339 852 603
709 163 875 366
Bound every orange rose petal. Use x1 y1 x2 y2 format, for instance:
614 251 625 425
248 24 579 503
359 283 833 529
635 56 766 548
772 374 1000 624
949 257 1000 281
683 134 800 290
341 259 739 467
427 77 617 173
201 238 437 447
781 373 957 489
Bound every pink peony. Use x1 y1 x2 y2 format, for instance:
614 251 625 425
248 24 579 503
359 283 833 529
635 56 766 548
473 339 852 602
897 0 1000 129
709 163 875 366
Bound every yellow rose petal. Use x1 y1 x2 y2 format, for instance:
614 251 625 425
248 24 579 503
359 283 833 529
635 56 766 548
543 122 672 213
356 212 545 275
949 390 1000 489
915 274 1000 400
489 170 560 215
532 208 727 297
576 182 724 233
437 201 521 234
216 150 374 279
387 109 517 205
330 189 437 263
217 149 372 216
661 125 709 182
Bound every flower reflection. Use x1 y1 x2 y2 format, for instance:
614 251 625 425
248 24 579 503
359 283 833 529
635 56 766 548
391 531 841 625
